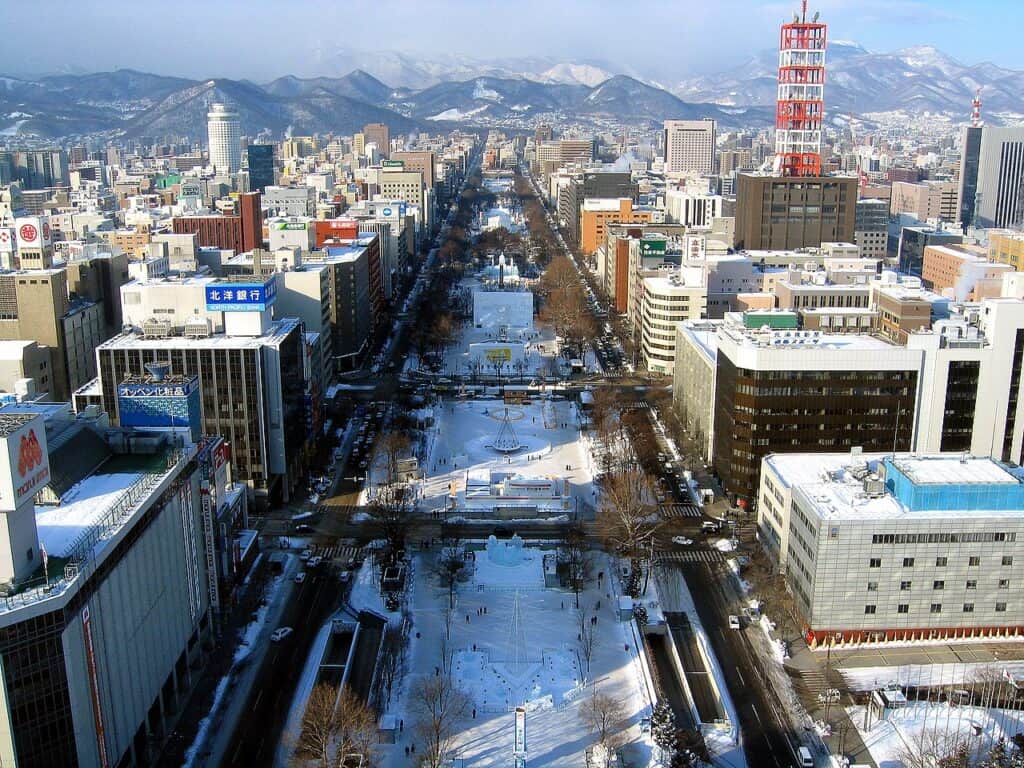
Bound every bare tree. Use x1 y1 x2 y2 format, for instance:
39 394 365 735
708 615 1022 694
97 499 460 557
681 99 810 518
375 624 407 709
539 255 579 294
435 536 466 609
577 609 598 677
411 673 471 768
376 431 412 485
596 469 660 596
561 523 591 609
367 481 414 565
580 688 628 751
896 726 970 768
292 683 376 768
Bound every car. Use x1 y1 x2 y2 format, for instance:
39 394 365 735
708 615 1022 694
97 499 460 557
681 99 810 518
293 524 315 534
701 521 721 534
728 615 741 630
308 556 323 568
299 549 313 562
672 536 694 546
271 627 294 642
294 572 307 584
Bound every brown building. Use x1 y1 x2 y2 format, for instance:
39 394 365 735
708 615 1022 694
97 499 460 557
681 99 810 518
712 324 919 501
734 174 857 251
870 281 934 344
363 123 390 158
391 150 436 189
98 228 151 258
172 191 262 253
65 251 131 334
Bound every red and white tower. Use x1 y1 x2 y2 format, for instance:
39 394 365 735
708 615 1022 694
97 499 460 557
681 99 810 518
773 1 827 177
971 87 982 127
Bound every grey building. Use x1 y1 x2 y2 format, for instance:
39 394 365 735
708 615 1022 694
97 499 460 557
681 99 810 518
559 171 637 247
897 226 963 277
960 126 1024 229
854 198 889 260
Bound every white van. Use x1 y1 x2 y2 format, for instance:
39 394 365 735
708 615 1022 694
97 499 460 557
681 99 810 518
797 746 814 768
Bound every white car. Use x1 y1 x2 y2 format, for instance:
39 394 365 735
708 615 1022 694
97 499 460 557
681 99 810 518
271 627 294 642
299 549 312 562
308 556 323 568
671 536 693 546
294 572 307 584
728 615 741 630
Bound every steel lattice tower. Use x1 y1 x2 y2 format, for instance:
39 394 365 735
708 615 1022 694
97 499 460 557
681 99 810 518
773 1 827 177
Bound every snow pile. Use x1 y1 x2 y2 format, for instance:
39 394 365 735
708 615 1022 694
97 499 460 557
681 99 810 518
848 701 1024 768
473 538 546 589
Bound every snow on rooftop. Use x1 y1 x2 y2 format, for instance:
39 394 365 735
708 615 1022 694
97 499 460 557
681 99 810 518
891 455 1018 485
35 471 144 557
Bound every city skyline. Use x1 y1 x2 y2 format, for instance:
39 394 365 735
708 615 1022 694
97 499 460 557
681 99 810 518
1 0 1021 83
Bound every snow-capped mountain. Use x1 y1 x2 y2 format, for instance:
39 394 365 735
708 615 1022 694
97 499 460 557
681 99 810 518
675 41 1024 116
531 64 617 88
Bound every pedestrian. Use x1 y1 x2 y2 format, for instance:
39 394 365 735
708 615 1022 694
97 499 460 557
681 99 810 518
560 600 564 610
472 708 477 719
466 614 470 623
400 719 404 732
405 747 410 757
411 744 416 755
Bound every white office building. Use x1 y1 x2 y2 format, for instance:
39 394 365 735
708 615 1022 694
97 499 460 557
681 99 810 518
663 119 716 176
758 450 1024 647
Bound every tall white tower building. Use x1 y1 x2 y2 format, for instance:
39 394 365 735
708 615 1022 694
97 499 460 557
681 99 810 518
207 103 241 174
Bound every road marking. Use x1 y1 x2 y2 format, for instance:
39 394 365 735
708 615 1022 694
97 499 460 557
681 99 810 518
252 689 264 711
736 666 746 686
751 704 763 727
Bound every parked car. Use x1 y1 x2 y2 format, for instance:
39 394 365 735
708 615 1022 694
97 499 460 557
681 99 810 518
294 572 307 584
728 615 741 630
271 627 294 642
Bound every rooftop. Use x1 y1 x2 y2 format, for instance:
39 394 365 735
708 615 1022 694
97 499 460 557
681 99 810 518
0 412 34 437
99 317 300 351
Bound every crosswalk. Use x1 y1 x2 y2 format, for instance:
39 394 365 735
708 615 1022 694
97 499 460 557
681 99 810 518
311 543 363 563
658 549 724 564
795 668 829 699
622 401 650 411
659 503 702 519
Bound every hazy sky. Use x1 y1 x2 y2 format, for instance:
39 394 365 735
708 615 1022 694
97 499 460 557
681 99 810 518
3 0 1021 82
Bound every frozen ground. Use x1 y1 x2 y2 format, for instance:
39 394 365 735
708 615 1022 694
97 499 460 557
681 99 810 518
412 398 597 517
840 661 1024 693
379 547 652 768
847 701 1024 767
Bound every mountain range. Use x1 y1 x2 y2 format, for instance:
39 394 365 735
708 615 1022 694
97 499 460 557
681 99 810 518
1 42 1021 140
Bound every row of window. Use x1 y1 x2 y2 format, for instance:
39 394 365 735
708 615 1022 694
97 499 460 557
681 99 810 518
869 555 1013 567
867 578 1010 591
871 532 1017 544
866 603 1008 614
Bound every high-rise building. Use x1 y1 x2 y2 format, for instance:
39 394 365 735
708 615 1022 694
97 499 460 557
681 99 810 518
207 103 241 174
172 191 262 252
734 174 857 250
854 198 889 260
957 126 1024 229
246 143 275 192
773 3 827 177
363 122 390 158
663 119 716 175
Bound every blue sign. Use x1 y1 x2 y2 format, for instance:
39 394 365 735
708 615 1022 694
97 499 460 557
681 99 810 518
205 277 277 312
381 207 393 217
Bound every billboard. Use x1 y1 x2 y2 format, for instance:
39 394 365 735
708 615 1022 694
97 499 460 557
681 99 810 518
117 377 202 440
0 415 49 510
382 160 405 168
0 228 14 253
639 238 666 256
271 220 309 231
484 347 512 363
205 276 278 312
14 216 51 249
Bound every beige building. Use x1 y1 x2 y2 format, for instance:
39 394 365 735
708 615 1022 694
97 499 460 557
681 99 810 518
889 180 958 223
663 119 716 175
640 269 708 374
922 244 1015 301
988 230 1024 271
672 321 720 462
0 340 51 399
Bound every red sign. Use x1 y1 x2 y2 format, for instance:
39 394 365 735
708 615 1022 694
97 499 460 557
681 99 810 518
314 219 359 247
17 429 43 478
737 499 747 509
18 223 37 243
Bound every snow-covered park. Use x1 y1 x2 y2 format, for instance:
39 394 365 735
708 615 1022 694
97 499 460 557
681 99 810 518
378 539 654 768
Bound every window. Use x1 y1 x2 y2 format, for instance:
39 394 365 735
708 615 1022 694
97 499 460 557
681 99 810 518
864 605 876 615
867 582 878 592
903 557 915 567
999 579 1010 589
869 558 881 568
900 581 912 591
969 556 981 566
996 602 1008 612
930 603 942 614
898 604 909 614
935 557 947 567
966 579 977 590
933 580 945 590
1003 556 1014 566
963 603 975 613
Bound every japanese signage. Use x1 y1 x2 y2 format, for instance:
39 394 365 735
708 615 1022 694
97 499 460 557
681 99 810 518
205 276 277 312
484 347 512 363
82 606 109 768
0 415 49 510
200 481 220 612
117 379 199 399
639 238 667 256
382 159 405 168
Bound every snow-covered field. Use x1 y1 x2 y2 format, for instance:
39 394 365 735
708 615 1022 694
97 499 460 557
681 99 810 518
379 547 653 768
415 398 596 517
848 701 1024 767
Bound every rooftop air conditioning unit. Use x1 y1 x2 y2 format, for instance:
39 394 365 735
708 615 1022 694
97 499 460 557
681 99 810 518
184 316 212 338
141 318 171 338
